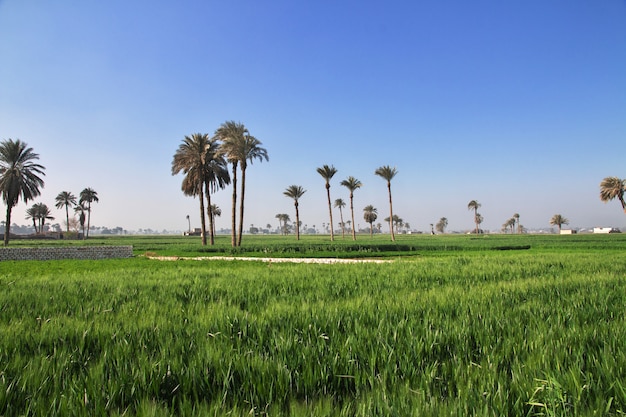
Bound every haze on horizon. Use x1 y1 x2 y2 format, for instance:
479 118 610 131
1 1 625 234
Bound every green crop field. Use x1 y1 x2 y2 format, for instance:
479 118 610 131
1 234 625 416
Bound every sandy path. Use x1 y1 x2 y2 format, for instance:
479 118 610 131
147 255 392 264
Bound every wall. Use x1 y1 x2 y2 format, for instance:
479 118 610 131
0 246 133 261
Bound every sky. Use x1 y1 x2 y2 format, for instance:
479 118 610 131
1 0 625 233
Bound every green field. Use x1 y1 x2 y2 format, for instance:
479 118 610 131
1 234 625 416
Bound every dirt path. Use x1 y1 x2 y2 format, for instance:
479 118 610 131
147 255 392 264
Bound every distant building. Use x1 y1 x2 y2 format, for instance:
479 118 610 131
593 227 621 234
560 229 576 235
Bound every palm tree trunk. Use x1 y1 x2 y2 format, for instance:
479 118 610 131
4 206 12 246
295 202 300 240
198 186 207 245
387 182 395 242
339 208 345 239
326 185 334 241
86 203 91 239
237 166 246 247
369 222 373 237
230 162 238 247
349 195 356 240
204 182 214 245
65 205 70 233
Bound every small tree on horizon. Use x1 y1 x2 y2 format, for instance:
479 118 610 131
549 214 569 232
363 205 378 237
283 185 306 240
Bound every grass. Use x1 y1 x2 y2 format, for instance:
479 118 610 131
1 234 625 416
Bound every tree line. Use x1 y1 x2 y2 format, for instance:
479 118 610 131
2 135 624 246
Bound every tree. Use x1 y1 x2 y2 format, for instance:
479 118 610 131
79 188 99 239
340 176 362 240
550 214 569 232
599 177 626 214
203 139 230 245
0 139 45 245
467 200 481 234
513 213 520 234
435 217 448 234
210 204 222 238
363 205 378 237
475 213 484 233
334 198 346 238
26 202 54 233
74 203 87 238
316 165 337 241
283 185 306 240
275 213 290 235
55 191 77 233
375 165 398 242
215 121 268 247
172 133 212 245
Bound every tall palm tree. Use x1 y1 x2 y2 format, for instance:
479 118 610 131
550 214 569 233
374 165 398 242
79 188 99 239
316 165 337 241
172 133 211 245
203 139 230 245
363 205 378 237
215 121 268 247
55 191 77 233
0 139 45 246
467 200 481 234
283 185 306 240
334 198 346 238
340 176 362 240
599 177 626 214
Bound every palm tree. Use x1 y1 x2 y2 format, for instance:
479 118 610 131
467 200 481 234
29 202 54 233
475 213 484 234
599 177 626 214
375 165 398 242
203 139 230 245
317 165 338 241
0 139 45 246
283 185 306 240
210 204 222 238
435 217 448 234
550 214 569 233
215 121 268 247
79 188 99 239
275 213 290 235
74 203 87 238
25 205 39 233
363 205 378 237
172 133 211 245
334 198 346 238
340 176 362 240
513 213 520 234
55 191 77 233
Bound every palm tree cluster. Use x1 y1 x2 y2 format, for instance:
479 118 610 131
172 121 268 247
25 203 54 234
467 200 482 234
502 213 521 234
0 139 46 245
435 217 448 234
52 188 99 239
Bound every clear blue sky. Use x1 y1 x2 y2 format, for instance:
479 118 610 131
1 0 625 233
